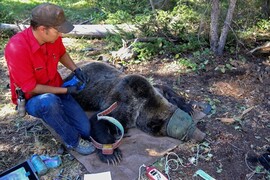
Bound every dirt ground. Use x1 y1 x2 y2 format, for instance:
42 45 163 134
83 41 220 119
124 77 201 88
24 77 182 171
0 39 269 180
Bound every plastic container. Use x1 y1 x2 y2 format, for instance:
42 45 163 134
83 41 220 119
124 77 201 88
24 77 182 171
40 155 62 168
30 154 48 175
17 98 26 117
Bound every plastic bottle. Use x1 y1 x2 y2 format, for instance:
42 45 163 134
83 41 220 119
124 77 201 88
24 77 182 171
40 155 62 168
17 98 26 117
30 154 48 175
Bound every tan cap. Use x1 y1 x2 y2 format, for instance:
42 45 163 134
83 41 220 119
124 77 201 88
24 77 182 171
31 3 74 33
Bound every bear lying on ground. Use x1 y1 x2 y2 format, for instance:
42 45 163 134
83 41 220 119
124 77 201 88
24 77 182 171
68 61 206 164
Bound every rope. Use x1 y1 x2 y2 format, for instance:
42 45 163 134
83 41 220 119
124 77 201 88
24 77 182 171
138 164 146 180
138 145 204 179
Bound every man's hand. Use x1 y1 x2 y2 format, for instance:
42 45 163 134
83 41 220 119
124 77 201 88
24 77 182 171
74 68 89 83
66 85 82 94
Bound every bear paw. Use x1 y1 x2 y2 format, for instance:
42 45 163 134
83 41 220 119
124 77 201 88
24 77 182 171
97 148 122 165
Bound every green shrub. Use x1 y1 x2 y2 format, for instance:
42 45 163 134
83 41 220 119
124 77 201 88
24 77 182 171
105 10 133 24
95 0 150 15
177 58 198 72
256 19 270 31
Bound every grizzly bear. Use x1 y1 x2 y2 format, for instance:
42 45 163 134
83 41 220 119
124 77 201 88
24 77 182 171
68 61 206 164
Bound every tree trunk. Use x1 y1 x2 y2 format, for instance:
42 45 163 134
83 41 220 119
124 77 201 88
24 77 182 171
262 0 270 17
217 0 237 55
210 0 220 53
149 0 156 12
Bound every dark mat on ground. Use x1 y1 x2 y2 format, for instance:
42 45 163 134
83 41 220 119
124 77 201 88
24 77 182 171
69 128 181 180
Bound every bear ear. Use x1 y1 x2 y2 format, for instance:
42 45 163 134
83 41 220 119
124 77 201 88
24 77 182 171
146 120 164 134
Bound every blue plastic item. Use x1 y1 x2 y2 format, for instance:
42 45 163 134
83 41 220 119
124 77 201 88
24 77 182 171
193 169 216 180
62 76 85 90
39 155 62 168
30 154 48 175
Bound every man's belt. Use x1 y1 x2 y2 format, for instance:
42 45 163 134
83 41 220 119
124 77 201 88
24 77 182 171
90 102 124 155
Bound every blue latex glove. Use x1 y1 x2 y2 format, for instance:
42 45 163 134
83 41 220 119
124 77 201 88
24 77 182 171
62 76 85 90
74 68 89 83
66 85 82 94
63 76 86 94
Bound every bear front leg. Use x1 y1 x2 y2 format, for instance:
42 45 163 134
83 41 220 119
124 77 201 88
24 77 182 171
89 113 123 165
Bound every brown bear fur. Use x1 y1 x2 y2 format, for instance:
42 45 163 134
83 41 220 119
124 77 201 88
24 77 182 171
68 61 204 164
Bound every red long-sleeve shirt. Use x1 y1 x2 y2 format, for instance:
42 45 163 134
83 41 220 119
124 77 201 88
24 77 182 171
5 27 66 104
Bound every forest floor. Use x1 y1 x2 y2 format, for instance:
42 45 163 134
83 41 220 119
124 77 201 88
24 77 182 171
0 38 269 180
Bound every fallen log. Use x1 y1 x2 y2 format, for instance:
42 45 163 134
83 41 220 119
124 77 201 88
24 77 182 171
0 23 139 38
0 23 28 32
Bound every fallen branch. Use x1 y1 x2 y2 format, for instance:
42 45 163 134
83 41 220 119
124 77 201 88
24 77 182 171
249 42 270 54
216 106 254 124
